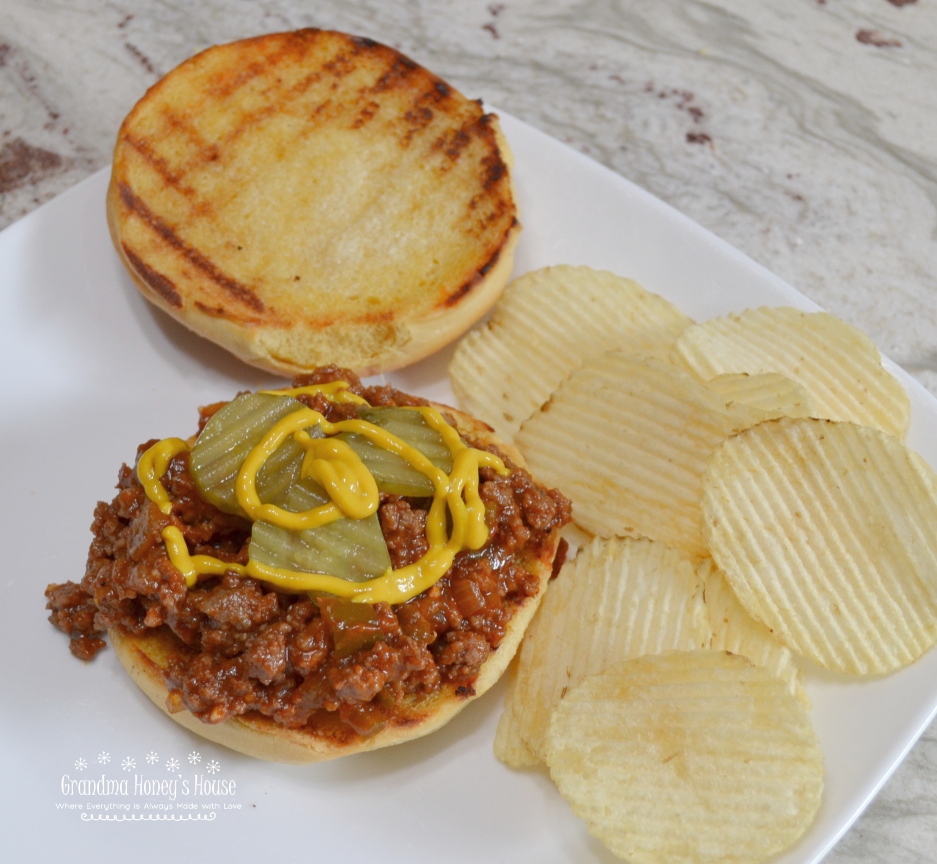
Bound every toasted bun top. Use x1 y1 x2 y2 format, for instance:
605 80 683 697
110 403 560 764
108 29 520 376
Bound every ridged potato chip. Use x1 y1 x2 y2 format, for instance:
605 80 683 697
451 266 930 859
450 265 692 439
704 371 814 418
515 351 760 554
699 558 808 707
702 417 937 674
493 665 538 768
676 307 909 438
495 536 708 765
545 651 824 864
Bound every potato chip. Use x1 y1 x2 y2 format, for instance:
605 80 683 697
699 558 808 707
495 536 708 765
702 417 937 674
704 371 814 418
450 265 692 439
515 351 759 554
493 665 538 768
545 651 824 864
676 306 909 438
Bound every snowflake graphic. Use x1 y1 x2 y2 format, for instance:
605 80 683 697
188 751 201 765
145 751 159 765
97 751 110 765
121 757 136 772
206 760 221 775
166 757 180 773
74 758 87 771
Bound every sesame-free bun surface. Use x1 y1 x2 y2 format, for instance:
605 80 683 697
107 29 520 376
110 405 559 764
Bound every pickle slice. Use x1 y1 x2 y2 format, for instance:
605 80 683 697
358 408 454 470
341 407 454 497
249 479 392 582
190 392 319 515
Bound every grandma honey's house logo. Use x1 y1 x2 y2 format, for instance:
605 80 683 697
57 749 241 821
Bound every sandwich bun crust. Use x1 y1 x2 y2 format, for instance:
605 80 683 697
109 404 560 764
107 29 520 377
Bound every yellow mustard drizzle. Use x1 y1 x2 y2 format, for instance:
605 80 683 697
137 438 190 515
136 383 508 605
234 409 393 529
161 525 246 588
299 436 379 520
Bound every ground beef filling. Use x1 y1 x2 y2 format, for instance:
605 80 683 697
46 369 571 738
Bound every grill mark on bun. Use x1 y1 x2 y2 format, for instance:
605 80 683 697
445 278 477 308
119 183 265 313
352 100 381 129
444 242 506 308
478 117 509 189
194 300 263 325
206 58 271 101
124 134 204 205
400 80 458 145
202 33 302 102
483 152 506 189
369 54 419 94
433 125 472 162
162 109 221 164
402 105 434 142
447 128 471 158
122 246 183 308
430 114 508 184
195 301 227 317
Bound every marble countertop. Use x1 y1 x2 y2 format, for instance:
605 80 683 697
3 1 935 861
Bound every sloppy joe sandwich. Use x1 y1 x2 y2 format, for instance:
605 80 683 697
46 367 569 763
107 29 520 376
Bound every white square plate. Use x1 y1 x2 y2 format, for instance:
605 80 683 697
2 112 936 862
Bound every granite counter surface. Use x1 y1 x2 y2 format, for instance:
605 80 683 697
2 1 936 861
